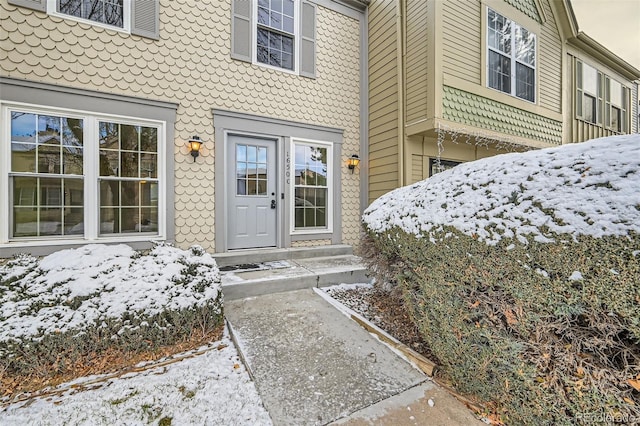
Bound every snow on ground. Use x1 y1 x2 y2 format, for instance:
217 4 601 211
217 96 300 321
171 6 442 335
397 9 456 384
0 243 221 343
0 328 272 426
363 134 640 245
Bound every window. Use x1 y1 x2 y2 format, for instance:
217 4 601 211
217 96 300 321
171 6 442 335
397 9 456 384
58 0 124 28
606 78 627 132
235 144 268 195
231 0 317 77
5 106 163 240
257 0 295 70
292 141 331 231
576 60 629 133
429 158 461 177
487 8 536 102
7 0 158 39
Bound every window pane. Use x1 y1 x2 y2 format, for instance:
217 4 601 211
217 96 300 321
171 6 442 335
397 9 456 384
121 181 139 206
120 151 139 177
515 26 535 66
582 62 598 95
515 63 535 102
99 150 119 176
40 178 62 206
488 51 511 94
12 143 36 173
283 0 294 17
100 180 119 206
64 207 84 235
140 153 157 178
583 94 596 123
258 6 269 25
139 208 158 232
121 125 139 151
100 122 119 149
119 208 138 233
611 106 621 131
100 207 116 233
59 0 124 28
610 79 622 106
140 127 157 152
488 9 511 54
37 145 61 174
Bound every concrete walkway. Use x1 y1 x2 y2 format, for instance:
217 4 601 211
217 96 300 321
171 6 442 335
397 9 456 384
225 289 483 426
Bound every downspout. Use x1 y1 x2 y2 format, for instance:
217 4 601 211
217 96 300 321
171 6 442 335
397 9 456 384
396 0 405 187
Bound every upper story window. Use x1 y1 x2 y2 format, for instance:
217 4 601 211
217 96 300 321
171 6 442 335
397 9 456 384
8 0 158 39
486 8 536 103
231 0 317 78
257 0 295 71
58 0 125 28
576 59 629 133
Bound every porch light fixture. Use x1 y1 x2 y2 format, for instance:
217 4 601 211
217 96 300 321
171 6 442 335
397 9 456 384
188 135 203 162
347 154 360 173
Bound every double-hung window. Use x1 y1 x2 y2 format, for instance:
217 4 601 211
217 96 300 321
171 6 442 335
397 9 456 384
576 61 602 125
8 0 158 39
5 106 164 241
606 78 628 133
231 0 317 78
57 0 125 28
292 140 332 232
257 0 296 71
487 8 536 102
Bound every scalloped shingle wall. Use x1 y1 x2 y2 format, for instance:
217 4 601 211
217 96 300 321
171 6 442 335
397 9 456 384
1 0 362 252
442 86 562 145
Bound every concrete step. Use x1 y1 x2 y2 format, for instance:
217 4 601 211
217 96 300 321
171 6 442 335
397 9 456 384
220 254 370 301
213 244 353 268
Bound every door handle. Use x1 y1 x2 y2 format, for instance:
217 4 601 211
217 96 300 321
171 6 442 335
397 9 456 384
271 199 276 209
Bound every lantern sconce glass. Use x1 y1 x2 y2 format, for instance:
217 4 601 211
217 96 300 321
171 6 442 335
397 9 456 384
188 136 203 162
347 154 360 173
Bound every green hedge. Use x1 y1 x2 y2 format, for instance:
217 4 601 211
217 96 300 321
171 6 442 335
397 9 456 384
361 227 640 425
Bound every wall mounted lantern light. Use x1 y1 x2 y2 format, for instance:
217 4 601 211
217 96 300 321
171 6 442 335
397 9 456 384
347 154 360 173
188 136 203 162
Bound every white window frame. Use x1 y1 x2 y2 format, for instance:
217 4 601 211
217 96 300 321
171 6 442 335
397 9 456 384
0 102 166 246
289 138 333 235
486 7 537 104
47 0 132 33
252 0 300 75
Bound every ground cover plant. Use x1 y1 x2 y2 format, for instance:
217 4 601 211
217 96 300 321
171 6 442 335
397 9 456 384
0 243 223 396
361 135 640 425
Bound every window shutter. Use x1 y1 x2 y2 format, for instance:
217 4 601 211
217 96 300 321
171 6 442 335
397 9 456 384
131 0 159 40
576 60 583 118
7 0 46 12
231 0 252 62
300 1 317 79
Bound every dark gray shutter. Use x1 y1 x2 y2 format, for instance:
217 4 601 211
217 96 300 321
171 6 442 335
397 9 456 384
299 1 316 78
7 0 46 12
131 0 159 40
231 0 252 62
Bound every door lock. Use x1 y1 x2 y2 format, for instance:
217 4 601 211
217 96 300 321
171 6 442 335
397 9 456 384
271 199 276 209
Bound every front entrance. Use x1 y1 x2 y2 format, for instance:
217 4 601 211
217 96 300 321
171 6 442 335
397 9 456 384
227 135 278 249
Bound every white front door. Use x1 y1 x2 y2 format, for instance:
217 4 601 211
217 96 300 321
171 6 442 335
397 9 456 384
227 135 277 249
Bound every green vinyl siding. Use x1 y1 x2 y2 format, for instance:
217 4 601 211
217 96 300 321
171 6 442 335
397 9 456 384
442 86 562 145
504 0 542 23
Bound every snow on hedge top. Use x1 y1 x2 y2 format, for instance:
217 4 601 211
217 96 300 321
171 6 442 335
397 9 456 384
363 135 640 245
0 243 221 341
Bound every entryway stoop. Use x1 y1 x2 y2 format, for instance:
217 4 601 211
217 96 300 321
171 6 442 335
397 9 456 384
215 245 370 300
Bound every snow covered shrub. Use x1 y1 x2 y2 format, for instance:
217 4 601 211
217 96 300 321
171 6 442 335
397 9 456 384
362 135 640 425
0 243 223 380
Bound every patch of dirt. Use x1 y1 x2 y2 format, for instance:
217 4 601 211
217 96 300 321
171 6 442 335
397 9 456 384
1 325 224 400
324 285 439 366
